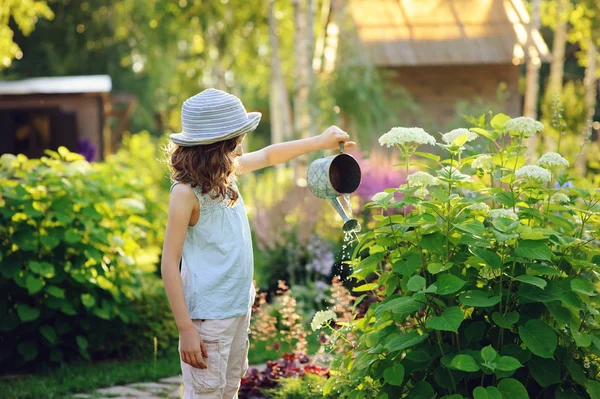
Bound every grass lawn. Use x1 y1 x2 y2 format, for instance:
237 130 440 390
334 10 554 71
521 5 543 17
0 333 323 399
0 351 181 399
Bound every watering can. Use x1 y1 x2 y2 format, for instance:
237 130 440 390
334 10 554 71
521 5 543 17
307 142 362 232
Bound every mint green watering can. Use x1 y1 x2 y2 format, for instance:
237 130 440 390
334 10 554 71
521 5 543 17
307 142 362 231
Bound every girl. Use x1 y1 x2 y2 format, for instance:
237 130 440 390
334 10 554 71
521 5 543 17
161 88 355 399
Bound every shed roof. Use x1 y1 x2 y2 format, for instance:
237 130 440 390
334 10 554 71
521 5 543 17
321 0 550 68
0 75 112 95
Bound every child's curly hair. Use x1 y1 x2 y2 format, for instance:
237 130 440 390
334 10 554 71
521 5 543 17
167 137 240 206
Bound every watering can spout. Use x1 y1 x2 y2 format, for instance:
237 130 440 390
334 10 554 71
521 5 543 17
328 197 360 232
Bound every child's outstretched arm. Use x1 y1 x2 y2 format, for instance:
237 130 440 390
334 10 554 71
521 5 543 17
238 125 356 174
161 184 209 369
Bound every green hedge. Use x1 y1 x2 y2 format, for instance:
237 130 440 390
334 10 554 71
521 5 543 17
0 140 170 371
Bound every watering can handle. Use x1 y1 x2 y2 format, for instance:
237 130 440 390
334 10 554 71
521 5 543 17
322 141 346 158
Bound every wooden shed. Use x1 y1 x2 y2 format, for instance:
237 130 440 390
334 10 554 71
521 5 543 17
0 75 136 161
317 0 550 129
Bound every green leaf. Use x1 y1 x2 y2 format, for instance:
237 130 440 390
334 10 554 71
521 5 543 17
383 364 405 386
426 306 463 333
450 354 479 372
459 290 501 307
378 296 424 317
323 377 336 396
451 134 469 147
414 151 440 162
408 381 435 399
407 275 426 292
353 283 378 292
472 386 502 399
514 275 547 289
585 380 600 399
18 341 38 362
441 396 464 399
472 248 502 268
46 286 65 298
454 220 486 237
428 262 454 274
61 302 77 316
529 357 561 388
515 240 552 261
385 331 429 353
518 320 557 359
40 234 60 249
393 253 421 276
527 264 561 277
481 345 497 362
492 312 519 329
435 275 466 295
497 378 529 399
40 325 57 344
491 113 511 130
495 356 523 371
26 275 44 294
355 252 384 279
571 278 596 296
572 330 592 348
76 335 88 350
29 261 55 278
81 294 96 308
64 229 81 244
17 304 40 322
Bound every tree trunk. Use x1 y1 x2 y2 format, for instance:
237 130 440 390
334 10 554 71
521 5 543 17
293 0 314 183
269 0 293 148
543 0 569 153
524 0 542 161
575 40 597 173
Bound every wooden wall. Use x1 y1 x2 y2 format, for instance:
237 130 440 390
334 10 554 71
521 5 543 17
0 94 103 160
381 63 521 130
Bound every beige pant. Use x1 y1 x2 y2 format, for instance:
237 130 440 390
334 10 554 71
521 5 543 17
179 310 251 399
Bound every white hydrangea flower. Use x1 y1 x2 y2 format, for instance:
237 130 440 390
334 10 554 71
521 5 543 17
488 209 519 221
550 193 570 204
537 152 570 169
311 309 337 331
379 127 437 148
514 165 552 183
371 192 390 203
504 117 544 137
441 128 478 144
472 154 494 172
414 187 430 198
468 203 490 214
407 171 441 187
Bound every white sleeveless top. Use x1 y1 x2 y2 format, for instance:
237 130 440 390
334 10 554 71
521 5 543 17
170 181 255 320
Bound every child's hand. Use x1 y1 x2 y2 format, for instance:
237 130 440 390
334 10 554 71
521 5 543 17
318 125 357 151
179 326 209 369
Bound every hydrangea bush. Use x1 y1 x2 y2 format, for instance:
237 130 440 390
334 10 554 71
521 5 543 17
320 114 600 398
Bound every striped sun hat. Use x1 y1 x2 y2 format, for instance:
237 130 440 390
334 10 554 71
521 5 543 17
170 88 261 146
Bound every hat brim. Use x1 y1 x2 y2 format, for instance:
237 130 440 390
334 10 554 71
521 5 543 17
170 112 261 146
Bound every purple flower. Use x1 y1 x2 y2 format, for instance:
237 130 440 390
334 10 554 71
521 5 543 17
350 151 406 204
77 139 97 162
554 181 574 189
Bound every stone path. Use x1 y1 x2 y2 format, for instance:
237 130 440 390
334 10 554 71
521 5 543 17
71 376 183 399
71 365 267 399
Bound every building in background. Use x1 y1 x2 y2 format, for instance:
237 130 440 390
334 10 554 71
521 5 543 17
0 75 136 161
317 0 550 129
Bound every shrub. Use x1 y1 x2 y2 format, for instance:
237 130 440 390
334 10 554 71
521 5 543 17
321 115 600 398
0 146 167 370
239 353 329 399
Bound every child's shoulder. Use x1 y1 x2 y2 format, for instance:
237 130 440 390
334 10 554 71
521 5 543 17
170 181 197 199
